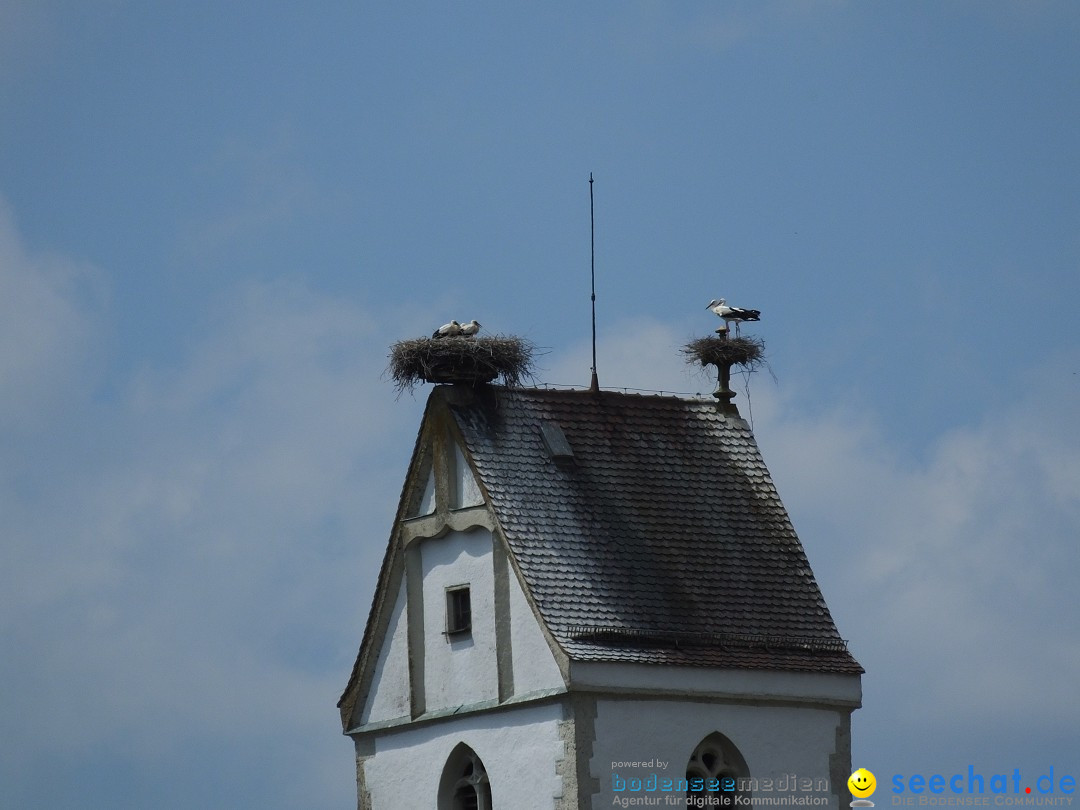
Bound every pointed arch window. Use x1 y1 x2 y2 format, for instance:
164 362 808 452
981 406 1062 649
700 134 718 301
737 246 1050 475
686 731 750 806
438 743 492 810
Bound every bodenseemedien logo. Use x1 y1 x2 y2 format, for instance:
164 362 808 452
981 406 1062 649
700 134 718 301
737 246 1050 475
849 768 878 807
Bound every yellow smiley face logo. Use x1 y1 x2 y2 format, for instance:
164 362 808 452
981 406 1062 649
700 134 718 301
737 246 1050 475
848 768 877 798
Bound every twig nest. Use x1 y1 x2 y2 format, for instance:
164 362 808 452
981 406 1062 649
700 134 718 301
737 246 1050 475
389 335 536 393
681 335 765 370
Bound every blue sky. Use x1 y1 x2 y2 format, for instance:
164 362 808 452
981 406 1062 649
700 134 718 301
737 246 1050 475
1 2 1078 807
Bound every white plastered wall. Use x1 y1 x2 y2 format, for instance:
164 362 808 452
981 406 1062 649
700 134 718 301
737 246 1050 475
415 467 436 516
452 443 484 509
353 525 566 732
589 695 849 808
421 527 499 710
359 578 410 725
571 662 861 705
508 565 564 696
361 702 566 810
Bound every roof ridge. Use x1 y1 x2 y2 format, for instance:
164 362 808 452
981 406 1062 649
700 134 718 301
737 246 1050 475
527 384 712 399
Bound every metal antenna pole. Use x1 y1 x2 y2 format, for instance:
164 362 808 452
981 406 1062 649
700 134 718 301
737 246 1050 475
589 173 599 392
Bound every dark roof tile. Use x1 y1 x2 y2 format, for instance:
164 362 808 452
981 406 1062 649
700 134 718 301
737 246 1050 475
446 386 861 675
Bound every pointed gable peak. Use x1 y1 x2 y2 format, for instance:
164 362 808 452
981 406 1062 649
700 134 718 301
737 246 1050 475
399 385 493 522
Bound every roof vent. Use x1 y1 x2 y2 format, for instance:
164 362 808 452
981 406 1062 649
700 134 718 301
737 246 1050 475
539 420 575 465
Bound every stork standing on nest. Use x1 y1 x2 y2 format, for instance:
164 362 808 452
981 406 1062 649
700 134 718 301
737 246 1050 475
706 298 761 335
432 320 462 339
459 319 481 337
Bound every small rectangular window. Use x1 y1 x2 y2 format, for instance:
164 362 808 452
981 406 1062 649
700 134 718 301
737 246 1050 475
446 586 472 636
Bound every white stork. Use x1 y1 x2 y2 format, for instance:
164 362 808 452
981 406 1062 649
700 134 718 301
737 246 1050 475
432 320 462 339
459 319 481 337
706 298 761 335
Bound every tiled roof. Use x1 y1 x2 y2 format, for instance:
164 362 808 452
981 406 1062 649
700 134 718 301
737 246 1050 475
447 386 862 675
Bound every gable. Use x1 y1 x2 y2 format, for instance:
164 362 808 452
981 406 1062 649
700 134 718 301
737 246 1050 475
401 412 484 519
340 390 569 732
346 527 567 731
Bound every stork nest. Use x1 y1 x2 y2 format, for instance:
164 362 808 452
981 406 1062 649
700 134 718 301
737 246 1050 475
681 335 766 370
388 335 536 393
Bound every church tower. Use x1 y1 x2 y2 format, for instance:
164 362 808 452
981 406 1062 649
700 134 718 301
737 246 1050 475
339 382 862 809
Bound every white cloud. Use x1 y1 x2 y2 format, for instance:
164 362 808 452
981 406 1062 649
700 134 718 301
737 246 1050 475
541 316 712 394
0 228 436 805
752 356 1080 742
0 197 105 430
